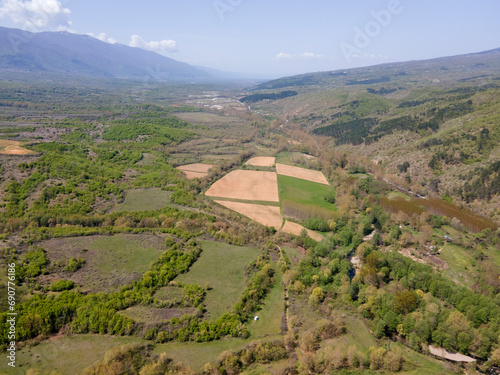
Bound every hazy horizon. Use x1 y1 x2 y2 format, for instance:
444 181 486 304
1 0 500 77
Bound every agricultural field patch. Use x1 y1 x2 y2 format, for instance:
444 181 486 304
0 139 38 155
180 170 207 179
277 174 335 209
114 188 173 212
175 240 260 319
177 163 216 173
206 170 280 202
281 220 324 242
276 163 329 185
40 234 168 293
245 156 276 167
175 112 245 126
215 200 283 229
177 163 216 179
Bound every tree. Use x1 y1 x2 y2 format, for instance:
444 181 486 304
394 290 418 315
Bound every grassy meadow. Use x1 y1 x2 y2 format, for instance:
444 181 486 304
114 188 173 212
175 240 260 319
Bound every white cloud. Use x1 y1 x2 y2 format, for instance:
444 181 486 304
0 0 72 31
128 34 178 54
87 32 117 45
275 52 323 61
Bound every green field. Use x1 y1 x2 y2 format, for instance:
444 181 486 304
275 151 313 165
114 188 173 212
41 234 167 292
439 243 475 286
277 174 335 209
175 240 260 319
247 271 284 338
0 335 146 375
154 338 250 372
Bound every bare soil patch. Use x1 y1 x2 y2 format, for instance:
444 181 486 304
0 140 38 155
281 220 324 242
245 156 275 167
302 153 317 160
177 163 215 173
177 163 215 179
429 346 476 363
276 163 329 185
215 200 283 228
182 170 209 179
400 248 449 270
206 170 279 202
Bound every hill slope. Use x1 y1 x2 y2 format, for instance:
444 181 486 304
0 26 210 80
246 48 500 224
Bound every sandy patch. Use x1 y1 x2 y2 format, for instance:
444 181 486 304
246 156 276 167
281 220 324 242
177 163 215 173
276 163 329 185
0 140 38 155
206 170 279 202
429 346 475 363
215 200 283 228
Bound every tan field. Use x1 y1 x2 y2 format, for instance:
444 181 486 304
0 140 38 155
206 170 279 202
215 200 283 228
245 156 275 167
181 170 208 179
276 163 329 185
281 220 324 242
177 163 215 173
177 163 215 179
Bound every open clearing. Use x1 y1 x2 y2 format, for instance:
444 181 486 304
114 188 172 212
276 163 329 185
245 156 275 167
215 200 283 228
154 338 249 372
175 240 260 319
1 334 146 375
119 306 198 325
281 220 324 242
206 170 279 202
0 139 38 155
247 271 284 338
41 234 167 293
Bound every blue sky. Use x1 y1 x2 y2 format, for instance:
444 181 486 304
1 0 500 78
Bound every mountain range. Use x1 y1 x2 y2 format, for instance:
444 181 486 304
0 26 211 81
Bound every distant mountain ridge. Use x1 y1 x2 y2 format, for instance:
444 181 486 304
0 27 211 81
253 47 500 90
